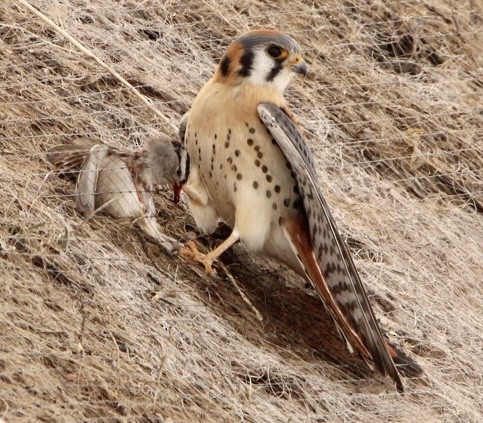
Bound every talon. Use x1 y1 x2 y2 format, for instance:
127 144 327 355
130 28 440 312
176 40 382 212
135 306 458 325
178 240 198 260
179 241 217 276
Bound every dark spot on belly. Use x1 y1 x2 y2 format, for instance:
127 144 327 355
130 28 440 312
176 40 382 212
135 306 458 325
247 138 254 146
266 174 272 183
274 185 281 193
266 190 272 198
253 181 259 189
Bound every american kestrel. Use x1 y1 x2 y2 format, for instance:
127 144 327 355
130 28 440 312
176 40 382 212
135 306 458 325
47 137 189 252
181 29 421 391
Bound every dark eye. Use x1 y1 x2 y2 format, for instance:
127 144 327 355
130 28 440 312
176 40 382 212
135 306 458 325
267 45 282 58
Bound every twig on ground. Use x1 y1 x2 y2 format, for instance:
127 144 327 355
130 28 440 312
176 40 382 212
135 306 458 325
15 0 176 132
218 261 264 322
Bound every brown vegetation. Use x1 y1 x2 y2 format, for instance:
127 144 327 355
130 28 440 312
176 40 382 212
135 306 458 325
1 0 482 421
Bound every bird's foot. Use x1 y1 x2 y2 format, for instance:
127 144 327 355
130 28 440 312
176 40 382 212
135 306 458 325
179 240 217 276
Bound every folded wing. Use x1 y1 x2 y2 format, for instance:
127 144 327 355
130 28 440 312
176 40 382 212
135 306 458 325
258 102 403 392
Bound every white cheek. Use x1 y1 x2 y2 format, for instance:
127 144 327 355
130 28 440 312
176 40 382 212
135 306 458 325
246 52 293 94
247 53 274 85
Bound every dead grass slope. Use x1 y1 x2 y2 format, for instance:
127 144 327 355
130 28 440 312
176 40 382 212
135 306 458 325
1 0 482 422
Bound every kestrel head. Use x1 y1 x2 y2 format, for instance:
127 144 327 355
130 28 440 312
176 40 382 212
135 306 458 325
215 29 307 93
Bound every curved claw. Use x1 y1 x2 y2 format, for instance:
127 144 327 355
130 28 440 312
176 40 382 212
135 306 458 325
179 241 217 276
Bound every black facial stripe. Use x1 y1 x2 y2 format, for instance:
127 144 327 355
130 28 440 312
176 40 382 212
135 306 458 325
184 153 190 183
171 140 190 183
266 61 283 82
219 55 231 77
238 49 254 77
179 149 190 184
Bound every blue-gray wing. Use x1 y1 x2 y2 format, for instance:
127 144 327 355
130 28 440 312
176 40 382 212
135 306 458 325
257 102 403 391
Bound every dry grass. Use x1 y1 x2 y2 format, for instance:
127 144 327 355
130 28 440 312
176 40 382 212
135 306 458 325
1 0 482 422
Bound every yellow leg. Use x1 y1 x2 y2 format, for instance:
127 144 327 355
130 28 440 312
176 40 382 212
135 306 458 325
180 229 240 276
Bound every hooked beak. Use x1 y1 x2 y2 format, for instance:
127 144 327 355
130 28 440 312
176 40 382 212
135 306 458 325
291 57 308 76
